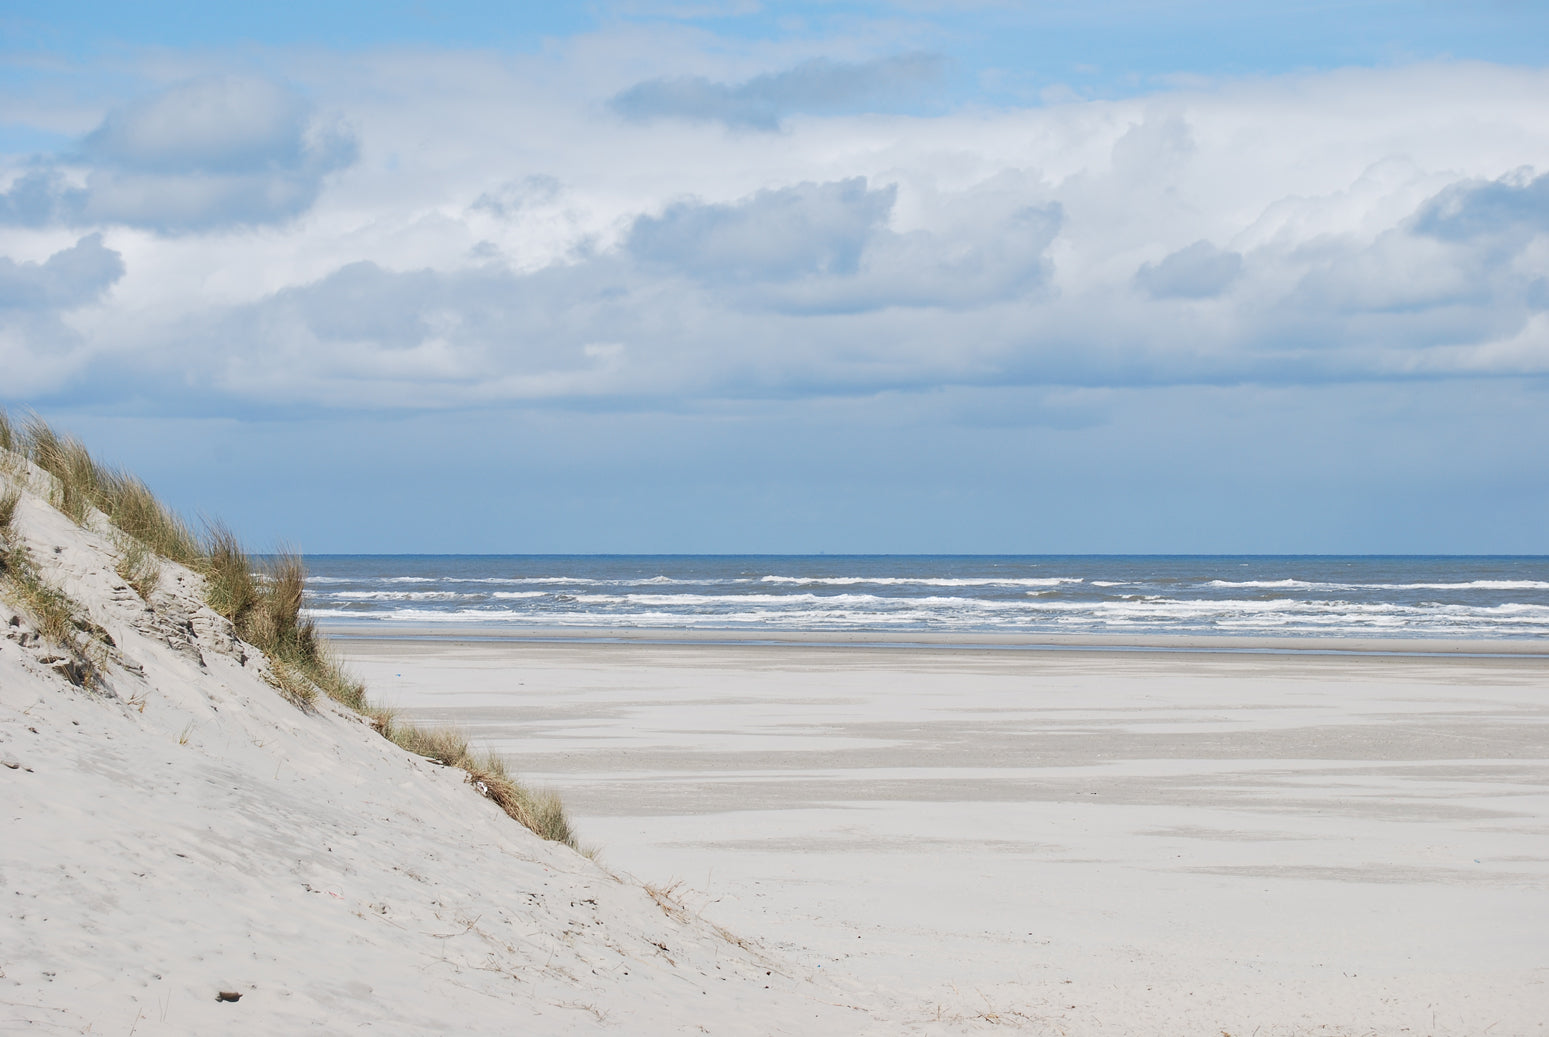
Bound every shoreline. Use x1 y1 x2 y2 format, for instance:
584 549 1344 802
317 621 1549 657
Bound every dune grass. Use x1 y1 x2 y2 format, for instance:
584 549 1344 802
10 412 202 566
0 407 579 850
382 717 577 845
0 534 106 688
114 535 163 601
0 487 18 533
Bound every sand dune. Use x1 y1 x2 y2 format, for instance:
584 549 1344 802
0 468 867 1034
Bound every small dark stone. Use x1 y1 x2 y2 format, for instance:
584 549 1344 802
216 991 242 1002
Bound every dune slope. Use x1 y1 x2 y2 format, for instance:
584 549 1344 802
0 467 868 1034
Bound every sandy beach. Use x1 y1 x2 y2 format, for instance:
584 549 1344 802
335 631 1549 1034
4 444 1548 1033
8 2 1549 1030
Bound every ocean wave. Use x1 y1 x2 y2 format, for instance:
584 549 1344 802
302 599 1549 636
435 576 598 585
1207 578 1549 592
324 590 463 601
1366 580 1549 591
565 591 1038 609
759 575 1082 588
299 558 1549 639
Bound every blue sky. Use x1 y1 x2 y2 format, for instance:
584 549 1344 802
2 2 1547 552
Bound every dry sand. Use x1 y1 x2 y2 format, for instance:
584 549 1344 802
0 472 866 1035
334 631 1549 1035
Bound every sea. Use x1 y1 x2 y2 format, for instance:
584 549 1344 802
300 556 1549 641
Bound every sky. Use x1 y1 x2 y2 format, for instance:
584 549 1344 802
1 1 1547 554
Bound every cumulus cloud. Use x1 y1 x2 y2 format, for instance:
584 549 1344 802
629 178 1060 312
0 234 124 311
7 55 1549 409
1246 166 1549 375
629 178 893 282
609 53 945 130
1412 168 1549 241
186 256 650 406
0 235 125 397
1134 241 1242 299
0 76 356 233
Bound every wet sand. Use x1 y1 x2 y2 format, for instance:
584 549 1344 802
332 633 1549 1033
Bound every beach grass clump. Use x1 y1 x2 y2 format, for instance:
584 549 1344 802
197 536 347 711
384 719 471 767
9 413 201 566
377 713 578 847
114 535 162 601
0 544 80 645
469 757 577 847
0 540 105 688
0 406 579 849
27 419 97 524
201 522 259 622
0 486 19 533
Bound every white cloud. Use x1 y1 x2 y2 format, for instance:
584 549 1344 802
0 233 123 310
0 234 124 394
1134 241 1242 299
629 178 893 281
5 51 1549 410
609 53 946 129
0 75 356 233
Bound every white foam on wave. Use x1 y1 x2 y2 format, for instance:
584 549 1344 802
300 595 1549 637
300 559 1549 640
759 575 1082 588
1368 580 1549 591
326 591 462 601
567 591 995 608
448 576 598 585
1208 578 1549 592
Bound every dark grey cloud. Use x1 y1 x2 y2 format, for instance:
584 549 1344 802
0 235 124 311
0 76 356 234
1413 168 1549 241
609 53 945 130
1134 240 1242 299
